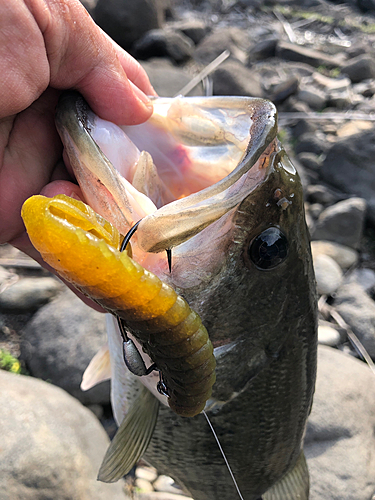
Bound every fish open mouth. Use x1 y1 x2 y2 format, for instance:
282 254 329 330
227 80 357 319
56 93 278 269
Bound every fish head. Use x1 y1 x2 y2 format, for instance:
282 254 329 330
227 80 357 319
55 92 316 402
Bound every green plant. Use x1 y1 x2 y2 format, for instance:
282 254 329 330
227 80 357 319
0 349 21 374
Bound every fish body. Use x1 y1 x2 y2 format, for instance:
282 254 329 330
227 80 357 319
24 92 317 499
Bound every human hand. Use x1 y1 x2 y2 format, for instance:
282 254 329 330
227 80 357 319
0 0 155 264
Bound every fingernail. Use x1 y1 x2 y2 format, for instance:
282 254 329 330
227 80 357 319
130 81 153 110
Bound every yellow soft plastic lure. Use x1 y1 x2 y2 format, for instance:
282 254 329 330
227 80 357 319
22 194 216 417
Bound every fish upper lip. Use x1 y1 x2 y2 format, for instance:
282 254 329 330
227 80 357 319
56 93 278 254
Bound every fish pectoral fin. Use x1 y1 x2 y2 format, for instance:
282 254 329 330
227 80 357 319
97 385 159 483
80 343 111 391
262 450 309 500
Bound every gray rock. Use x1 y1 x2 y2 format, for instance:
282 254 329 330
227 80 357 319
334 282 375 359
269 76 299 104
0 370 126 500
311 240 359 270
342 54 375 83
211 59 263 97
297 152 322 171
317 323 341 346
311 197 367 249
133 29 194 63
141 59 203 97
21 289 110 405
290 119 318 139
172 19 210 45
305 346 375 500
345 268 375 294
313 254 343 295
276 41 344 69
248 37 278 61
194 27 250 65
0 277 63 311
94 0 163 50
308 203 324 219
320 130 375 224
297 88 327 110
295 132 328 156
305 184 343 206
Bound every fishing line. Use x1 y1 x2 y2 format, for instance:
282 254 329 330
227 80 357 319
202 411 245 500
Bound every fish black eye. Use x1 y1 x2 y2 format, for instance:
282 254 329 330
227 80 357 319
248 227 288 270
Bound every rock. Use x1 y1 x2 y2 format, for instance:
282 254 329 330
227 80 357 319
305 184 342 206
312 72 351 92
136 478 154 493
0 265 13 285
136 466 158 483
318 323 341 346
0 370 126 500
248 37 278 61
211 59 263 97
194 27 250 65
336 120 374 138
297 88 327 110
357 0 375 11
276 41 344 69
133 29 194 63
305 346 375 500
21 289 110 405
344 268 375 294
311 240 359 270
94 0 163 50
342 54 375 83
308 203 324 219
137 493 192 500
153 475 184 494
172 19 210 45
269 76 299 103
0 277 63 311
334 282 375 359
295 132 328 156
311 198 367 249
290 119 318 139
297 152 322 171
313 254 343 295
141 59 203 96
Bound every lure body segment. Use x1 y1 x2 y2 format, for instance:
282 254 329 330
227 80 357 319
21 194 216 417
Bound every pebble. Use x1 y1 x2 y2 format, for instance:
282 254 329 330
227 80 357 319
21 289 110 405
276 40 343 69
297 152 322 171
136 466 158 483
0 277 63 311
342 54 375 83
153 475 185 495
295 132 327 155
311 198 367 249
311 240 358 270
137 493 192 500
344 268 375 294
0 370 126 500
313 254 343 295
297 88 327 110
133 29 194 63
334 283 375 359
212 59 263 97
318 323 342 346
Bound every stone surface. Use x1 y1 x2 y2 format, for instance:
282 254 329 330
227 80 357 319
295 132 327 156
334 282 375 359
141 59 203 96
0 277 63 311
305 346 375 500
276 40 344 69
342 54 375 83
211 59 263 97
133 29 194 63
311 198 367 249
94 0 163 50
313 254 343 295
0 370 127 500
345 268 375 294
311 240 358 270
320 130 375 223
194 27 250 65
317 324 341 346
21 289 109 405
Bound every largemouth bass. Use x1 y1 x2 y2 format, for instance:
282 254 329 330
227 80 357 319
23 92 317 499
